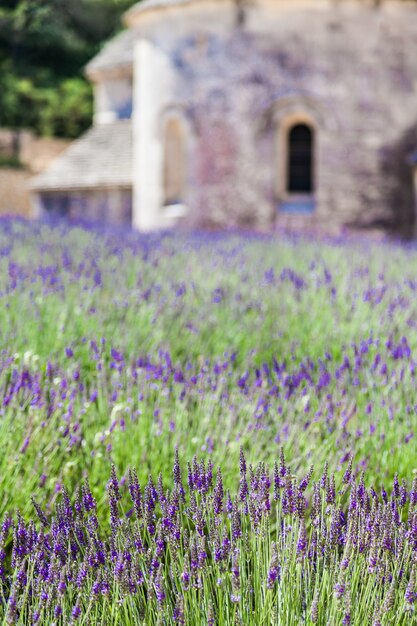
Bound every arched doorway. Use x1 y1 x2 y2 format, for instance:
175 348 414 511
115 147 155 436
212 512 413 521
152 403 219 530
163 117 186 207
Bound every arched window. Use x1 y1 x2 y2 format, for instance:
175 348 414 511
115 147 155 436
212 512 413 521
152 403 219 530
287 123 314 194
163 117 185 206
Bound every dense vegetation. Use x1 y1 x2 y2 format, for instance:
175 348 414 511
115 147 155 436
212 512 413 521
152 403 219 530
0 0 137 138
0 219 417 623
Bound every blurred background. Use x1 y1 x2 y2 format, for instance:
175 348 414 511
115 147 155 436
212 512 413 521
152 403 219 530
0 0 137 214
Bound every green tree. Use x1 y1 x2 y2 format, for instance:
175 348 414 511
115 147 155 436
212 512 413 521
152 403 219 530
0 0 138 138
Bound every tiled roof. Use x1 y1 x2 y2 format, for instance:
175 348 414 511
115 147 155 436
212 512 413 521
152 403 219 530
31 120 133 192
86 29 136 77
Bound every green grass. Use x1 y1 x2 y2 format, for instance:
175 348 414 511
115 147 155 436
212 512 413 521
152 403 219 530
0 221 415 512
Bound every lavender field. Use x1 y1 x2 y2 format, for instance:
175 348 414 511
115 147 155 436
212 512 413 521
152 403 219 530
1 219 417 624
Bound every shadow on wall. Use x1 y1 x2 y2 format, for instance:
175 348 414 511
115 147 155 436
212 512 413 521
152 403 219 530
378 124 417 239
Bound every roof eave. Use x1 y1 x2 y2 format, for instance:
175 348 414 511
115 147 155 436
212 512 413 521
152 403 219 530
123 0 194 27
85 62 133 82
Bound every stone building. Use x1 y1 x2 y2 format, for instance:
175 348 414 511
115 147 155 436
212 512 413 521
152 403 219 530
32 0 417 236
412 153 417 222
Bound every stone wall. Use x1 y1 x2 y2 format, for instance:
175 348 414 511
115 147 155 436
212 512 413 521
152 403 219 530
414 169 417 222
0 169 33 218
20 135 70 175
0 129 70 218
35 189 133 225
0 128 69 173
133 0 417 236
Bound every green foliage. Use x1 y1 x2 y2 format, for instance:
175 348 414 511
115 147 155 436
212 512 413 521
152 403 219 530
37 78 94 137
0 0 137 137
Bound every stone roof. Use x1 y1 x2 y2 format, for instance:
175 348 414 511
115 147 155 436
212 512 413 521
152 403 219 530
31 120 132 192
126 0 195 17
86 29 136 77
124 0 205 23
